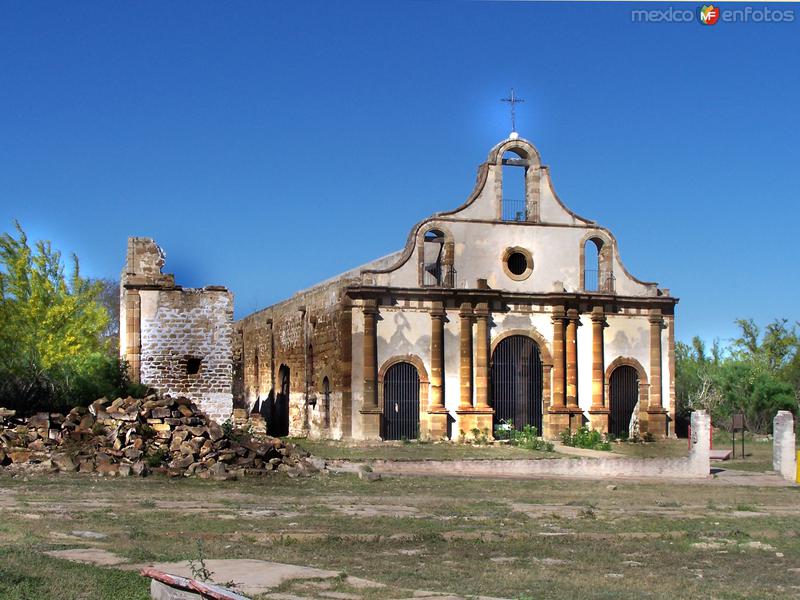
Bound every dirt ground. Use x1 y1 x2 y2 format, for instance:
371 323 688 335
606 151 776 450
1 451 799 599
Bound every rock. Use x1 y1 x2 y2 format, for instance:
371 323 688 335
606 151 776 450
52 453 77 472
0 393 323 480
358 471 382 482
96 462 119 477
9 449 31 463
607 485 618 491
131 461 148 477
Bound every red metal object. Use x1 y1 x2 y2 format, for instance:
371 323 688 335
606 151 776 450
140 568 251 600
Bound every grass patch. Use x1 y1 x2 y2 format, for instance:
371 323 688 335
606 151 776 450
1 471 799 599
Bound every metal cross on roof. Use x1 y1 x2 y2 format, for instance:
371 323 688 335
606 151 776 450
501 88 525 134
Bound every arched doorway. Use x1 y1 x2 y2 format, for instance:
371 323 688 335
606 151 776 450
270 365 290 437
321 376 331 429
491 335 543 433
609 365 639 437
383 362 420 440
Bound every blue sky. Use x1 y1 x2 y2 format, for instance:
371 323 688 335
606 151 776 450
1 2 798 344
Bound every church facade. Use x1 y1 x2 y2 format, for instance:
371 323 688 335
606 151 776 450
236 135 678 441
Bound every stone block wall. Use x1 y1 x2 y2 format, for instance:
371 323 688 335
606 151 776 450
120 238 234 423
139 288 233 422
235 277 354 439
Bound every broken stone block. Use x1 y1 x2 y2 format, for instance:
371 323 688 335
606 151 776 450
52 453 77 472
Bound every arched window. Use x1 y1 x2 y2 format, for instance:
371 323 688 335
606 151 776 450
423 229 454 287
582 237 614 292
584 239 601 291
502 151 527 221
321 376 331 429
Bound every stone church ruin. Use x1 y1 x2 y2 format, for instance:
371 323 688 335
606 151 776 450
121 135 678 442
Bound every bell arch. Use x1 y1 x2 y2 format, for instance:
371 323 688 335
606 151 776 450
580 231 614 292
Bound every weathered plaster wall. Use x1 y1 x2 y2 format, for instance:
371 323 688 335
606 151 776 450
139 287 233 422
120 237 234 423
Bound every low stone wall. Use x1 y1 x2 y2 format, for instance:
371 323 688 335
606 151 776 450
773 410 797 482
373 411 711 480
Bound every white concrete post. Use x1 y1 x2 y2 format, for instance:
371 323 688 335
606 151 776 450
773 411 797 482
688 410 711 477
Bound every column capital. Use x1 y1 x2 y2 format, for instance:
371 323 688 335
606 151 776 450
459 302 474 318
551 305 566 322
474 302 490 318
590 306 607 326
430 300 446 318
648 311 665 327
363 299 379 315
566 308 581 323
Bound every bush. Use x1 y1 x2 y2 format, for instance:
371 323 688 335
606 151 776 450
497 420 554 452
145 447 168 468
560 426 611 451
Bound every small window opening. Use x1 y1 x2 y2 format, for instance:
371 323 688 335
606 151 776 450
186 357 203 375
507 252 528 276
502 151 527 221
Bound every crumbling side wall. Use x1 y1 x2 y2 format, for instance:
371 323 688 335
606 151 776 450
120 237 234 423
139 287 233 422
236 278 353 439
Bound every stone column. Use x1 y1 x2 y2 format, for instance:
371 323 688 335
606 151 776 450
474 303 490 409
547 306 569 437
459 303 474 411
359 299 382 439
427 301 448 440
588 306 609 433
456 302 477 438
124 289 142 383
646 309 667 438
472 302 494 438
565 309 583 432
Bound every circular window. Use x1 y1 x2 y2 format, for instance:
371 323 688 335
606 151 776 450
502 247 533 281
507 252 528 276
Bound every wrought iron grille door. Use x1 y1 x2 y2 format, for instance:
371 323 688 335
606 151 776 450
609 365 639 437
490 335 543 433
383 362 420 440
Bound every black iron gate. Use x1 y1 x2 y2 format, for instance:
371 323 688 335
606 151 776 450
609 365 638 437
491 335 543 433
383 362 420 440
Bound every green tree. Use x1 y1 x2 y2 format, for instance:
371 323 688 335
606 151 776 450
0 222 131 413
676 318 799 434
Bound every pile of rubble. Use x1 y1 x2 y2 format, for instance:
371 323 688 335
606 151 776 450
0 397 324 479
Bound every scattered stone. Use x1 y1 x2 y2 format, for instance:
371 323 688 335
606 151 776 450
358 471 382 482
0 395 320 479
45 548 126 566
607 485 618 491
742 541 776 551
70 530 108 539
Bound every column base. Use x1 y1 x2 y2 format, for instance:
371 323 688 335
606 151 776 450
588 407 610 434
546 410 571 439
425 408 450 441
455 408 494 442
568 407 585 433
359 408 382 441
645 409 668 439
